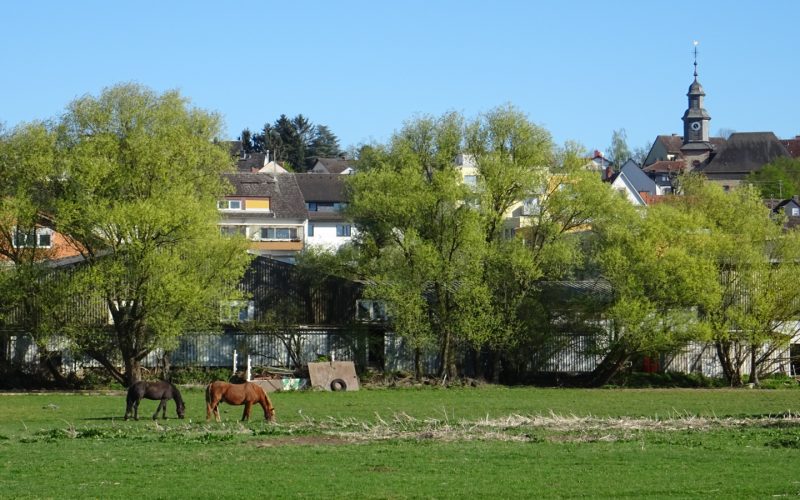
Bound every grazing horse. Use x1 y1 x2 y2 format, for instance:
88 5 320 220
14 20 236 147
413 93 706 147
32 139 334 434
205 381 275 422
125 381 186 421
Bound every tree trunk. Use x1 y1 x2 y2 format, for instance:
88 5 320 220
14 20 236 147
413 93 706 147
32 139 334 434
439 328 452 379
124 357 143 387
715 340 743 387
41 351 68 386
586 344 631 387
88 350 126 386
747 345 760 386
161 351 172 382
414 347 422 381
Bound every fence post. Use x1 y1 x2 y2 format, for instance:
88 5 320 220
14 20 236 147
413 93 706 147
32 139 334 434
233 349 237 377
246 355 252 381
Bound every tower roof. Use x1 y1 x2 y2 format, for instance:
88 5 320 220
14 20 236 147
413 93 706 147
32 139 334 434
688 78 705 96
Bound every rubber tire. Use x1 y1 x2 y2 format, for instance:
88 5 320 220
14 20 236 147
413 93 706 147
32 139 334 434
330 378 347 391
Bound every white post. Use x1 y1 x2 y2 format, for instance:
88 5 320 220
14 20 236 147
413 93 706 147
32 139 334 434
246 355 252 381
233 350 238 377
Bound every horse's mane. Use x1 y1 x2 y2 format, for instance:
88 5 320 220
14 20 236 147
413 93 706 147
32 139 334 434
170 382 184 406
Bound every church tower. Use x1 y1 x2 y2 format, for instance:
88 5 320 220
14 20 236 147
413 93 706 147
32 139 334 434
680 42 713 167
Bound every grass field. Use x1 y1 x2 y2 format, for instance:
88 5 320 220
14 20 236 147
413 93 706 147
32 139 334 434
1 386 799 498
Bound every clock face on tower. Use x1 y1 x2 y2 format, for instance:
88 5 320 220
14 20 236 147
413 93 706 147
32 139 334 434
690 121 701 131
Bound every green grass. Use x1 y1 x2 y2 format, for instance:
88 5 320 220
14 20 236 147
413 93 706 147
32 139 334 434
1 386 800 498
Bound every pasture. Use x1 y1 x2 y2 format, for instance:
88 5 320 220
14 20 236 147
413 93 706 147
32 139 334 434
1 386 799 498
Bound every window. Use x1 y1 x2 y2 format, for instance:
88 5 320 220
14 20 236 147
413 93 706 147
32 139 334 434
356 300 387 322
308 224 315 237
219 225 246 237
217 200 242 210
521 198 540 216
463 175 478 187
259 227 298 240
219 301 255 323
307 202 345 212
336 224 352 237
12 228 52 248
792 207 799 217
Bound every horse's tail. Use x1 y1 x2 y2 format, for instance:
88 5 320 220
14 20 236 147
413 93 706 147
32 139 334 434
125 383 137 405
205 383 212 405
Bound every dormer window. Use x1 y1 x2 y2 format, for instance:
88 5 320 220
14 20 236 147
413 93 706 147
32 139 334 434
791 207 799 217
217 200 242 210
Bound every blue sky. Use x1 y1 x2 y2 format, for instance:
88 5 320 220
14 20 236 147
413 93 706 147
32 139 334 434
2 1 798 155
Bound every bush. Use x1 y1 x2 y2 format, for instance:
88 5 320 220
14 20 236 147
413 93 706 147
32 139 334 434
756 374 800 390
169 367 233 385
608 371 727 388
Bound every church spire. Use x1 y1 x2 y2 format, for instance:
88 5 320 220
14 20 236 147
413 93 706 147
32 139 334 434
682 41 711 145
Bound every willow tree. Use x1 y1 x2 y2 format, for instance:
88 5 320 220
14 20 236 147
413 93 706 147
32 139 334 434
51 84 251 386
346 107 631 381
0 122 72 381
679 176 800 386
588 193 719 386
347 112 496 378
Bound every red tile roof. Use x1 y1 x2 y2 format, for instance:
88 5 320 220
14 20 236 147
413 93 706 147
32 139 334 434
781 136 800 158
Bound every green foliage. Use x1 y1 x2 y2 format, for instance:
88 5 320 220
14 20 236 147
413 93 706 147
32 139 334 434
605 128 632 166
169 367 234 385
609 371 726 388
586 180 720 385
18 83 256 386
679 175 800 385
745 156 800 198
245 114 341 171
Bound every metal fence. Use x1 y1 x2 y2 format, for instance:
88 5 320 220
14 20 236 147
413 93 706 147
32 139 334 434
4 330 798 378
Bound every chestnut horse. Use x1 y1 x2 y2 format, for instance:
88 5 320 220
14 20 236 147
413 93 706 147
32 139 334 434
125 380 185 421
205 381 275 422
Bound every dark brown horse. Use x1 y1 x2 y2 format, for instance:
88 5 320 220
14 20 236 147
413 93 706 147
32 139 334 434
205 381 275 422
125 381 186 421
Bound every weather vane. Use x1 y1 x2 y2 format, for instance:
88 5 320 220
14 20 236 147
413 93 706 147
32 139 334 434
692 40 699 78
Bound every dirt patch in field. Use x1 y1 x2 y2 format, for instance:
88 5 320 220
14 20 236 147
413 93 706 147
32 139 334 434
254 435 353 447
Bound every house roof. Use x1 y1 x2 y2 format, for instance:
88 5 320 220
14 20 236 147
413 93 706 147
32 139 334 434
609 171 646 205
643 160 685 174
655 135 685 155
219 140 243 158
537 278 613 302
702 132 791 174
294 173 347 202
781 136 800 158
619 160 657 195
237 153 268 172
312 157 353 174
222 173 307 219
772 198 800 212
652 134 727 157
